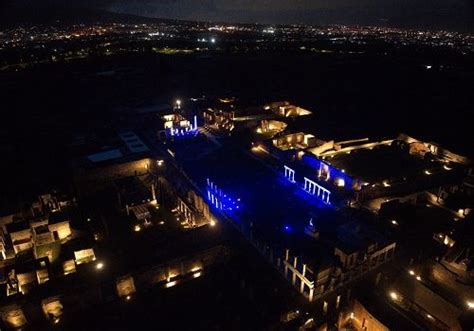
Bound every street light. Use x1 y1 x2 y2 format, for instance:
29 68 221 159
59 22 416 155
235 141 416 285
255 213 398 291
96 262 104 270
467 301 474 309
175 99 181 109
210 219 216 227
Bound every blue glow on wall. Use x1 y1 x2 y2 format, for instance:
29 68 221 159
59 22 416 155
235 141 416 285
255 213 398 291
167 115 199 138
303 177 331 204
284 165 296 183
301 154 353 189
282 164 332 205
206 178 242 212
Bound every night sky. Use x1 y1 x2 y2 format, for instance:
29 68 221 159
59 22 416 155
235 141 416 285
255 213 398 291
2 0 474 31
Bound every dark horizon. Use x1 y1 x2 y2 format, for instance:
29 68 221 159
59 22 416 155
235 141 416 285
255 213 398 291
1 0 473 32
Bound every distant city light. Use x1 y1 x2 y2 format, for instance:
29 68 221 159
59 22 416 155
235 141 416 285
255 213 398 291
134 225 141 232
210 38 216 44
391 220 398 226
126 295 131 301
383 180 391 187
424 169 432 175
416 275 422 281
96 262 104 270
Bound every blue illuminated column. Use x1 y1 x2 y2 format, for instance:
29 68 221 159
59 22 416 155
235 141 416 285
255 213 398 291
303 177 311 192
206 178 242 211
284 165 296 183
304 177 331 204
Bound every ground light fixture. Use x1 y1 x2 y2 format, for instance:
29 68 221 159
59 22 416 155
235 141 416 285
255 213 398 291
389 291 399 301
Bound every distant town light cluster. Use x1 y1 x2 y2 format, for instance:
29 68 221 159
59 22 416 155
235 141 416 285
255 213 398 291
1 21 472 72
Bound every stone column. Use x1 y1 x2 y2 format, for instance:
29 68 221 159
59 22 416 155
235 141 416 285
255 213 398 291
300 264 307 293
292 256 298 285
